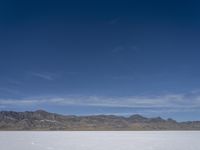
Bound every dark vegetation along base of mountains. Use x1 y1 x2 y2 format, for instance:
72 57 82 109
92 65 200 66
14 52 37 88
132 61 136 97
0 110 200 131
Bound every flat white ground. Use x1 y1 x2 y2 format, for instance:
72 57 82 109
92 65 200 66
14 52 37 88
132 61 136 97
0 131 200 150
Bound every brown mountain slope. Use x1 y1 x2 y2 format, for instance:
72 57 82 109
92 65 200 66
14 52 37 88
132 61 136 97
0 110 200 130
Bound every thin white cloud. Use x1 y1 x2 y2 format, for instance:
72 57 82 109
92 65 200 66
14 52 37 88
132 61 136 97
31 72 58 81
1 91 200 110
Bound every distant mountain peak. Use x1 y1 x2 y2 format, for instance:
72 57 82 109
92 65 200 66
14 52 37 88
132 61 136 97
35 109 48 113
34 109 54 116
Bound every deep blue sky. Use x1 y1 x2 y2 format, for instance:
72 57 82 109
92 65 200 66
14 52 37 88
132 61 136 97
1 0 200 121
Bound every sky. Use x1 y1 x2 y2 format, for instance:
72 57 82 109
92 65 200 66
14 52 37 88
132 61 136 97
1 0 200 121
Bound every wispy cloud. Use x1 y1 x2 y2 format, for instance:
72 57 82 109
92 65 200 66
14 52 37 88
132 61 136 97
1 91 200 111
31 72 58 81
0 87 23 96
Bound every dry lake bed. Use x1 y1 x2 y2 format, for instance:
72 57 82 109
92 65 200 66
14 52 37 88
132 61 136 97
0 131 200 150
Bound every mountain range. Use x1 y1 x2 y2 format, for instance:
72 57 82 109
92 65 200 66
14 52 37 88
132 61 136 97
0 110 200 130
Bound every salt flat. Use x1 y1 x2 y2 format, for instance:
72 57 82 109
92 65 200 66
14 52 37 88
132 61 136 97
0 131 200 150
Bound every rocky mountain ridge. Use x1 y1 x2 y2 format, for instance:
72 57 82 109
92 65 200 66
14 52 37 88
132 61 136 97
0 110 200 130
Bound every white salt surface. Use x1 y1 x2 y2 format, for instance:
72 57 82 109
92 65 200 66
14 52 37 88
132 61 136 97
0 131 200 150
